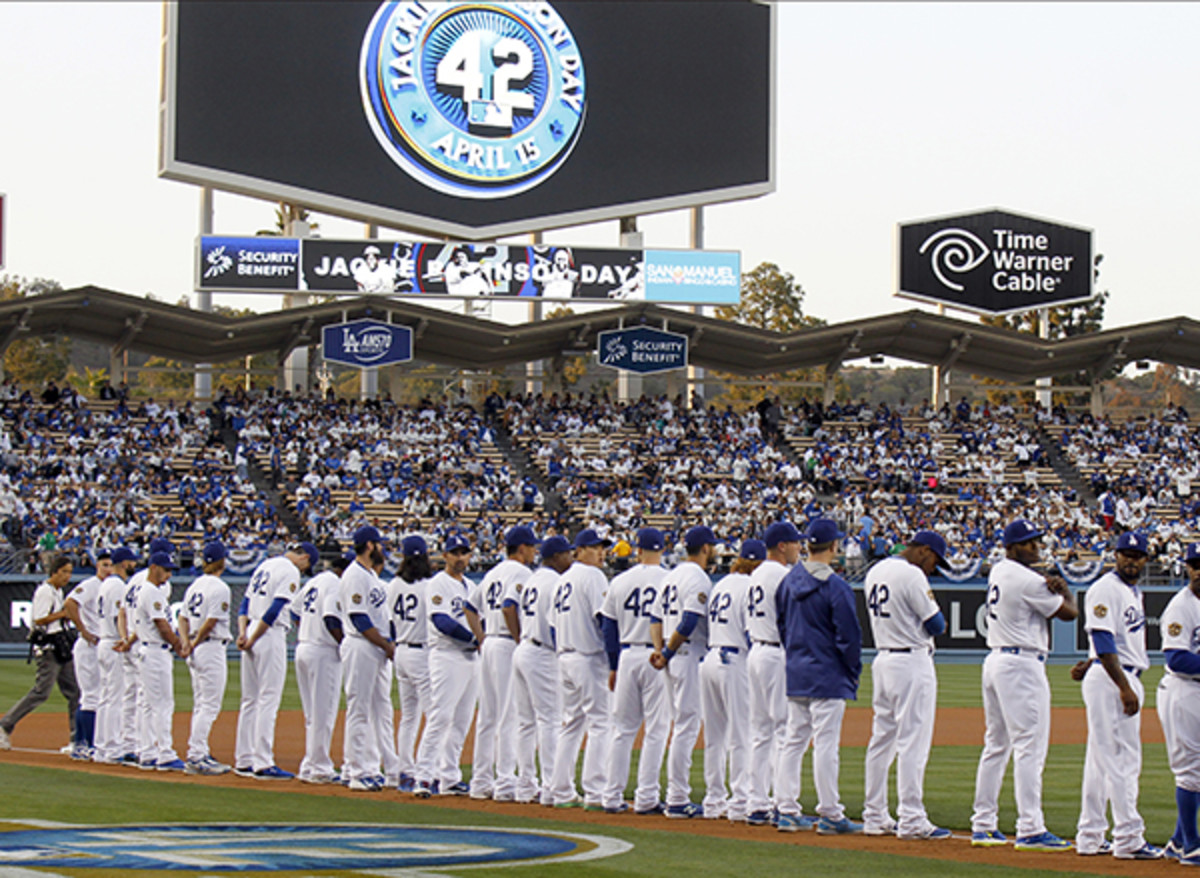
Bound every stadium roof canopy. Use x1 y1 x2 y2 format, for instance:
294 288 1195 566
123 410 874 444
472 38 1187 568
6 285 1200 384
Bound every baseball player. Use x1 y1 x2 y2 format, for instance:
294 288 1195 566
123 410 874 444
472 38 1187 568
1074 531 1161 859
63 550 113 759
546 527 611 809
293 551 351 784
389 536 433 793
774 518 862 835
415 534 481 798
1159 542 1200 863
699 539 761 822
861 531 950 840
745 521 802 826
369 546 401 789
133 551 188 771
234 541 318 779
651 525 718 818
469 525 537 801
92 547 137 764
971 518 1078 850
0 555 79 751
340 526 395 791
511 535 573 805
177 541 233 775
600 527 670 814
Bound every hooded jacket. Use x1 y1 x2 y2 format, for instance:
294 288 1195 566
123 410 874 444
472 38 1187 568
776 560 862 699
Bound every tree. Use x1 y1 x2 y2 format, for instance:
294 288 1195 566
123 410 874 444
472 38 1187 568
0 276 69 388
545 305 587 388
256 202 320 237
711 262 827 406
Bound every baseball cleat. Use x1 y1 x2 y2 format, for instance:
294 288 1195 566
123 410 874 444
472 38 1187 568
1014 832 1072 851
70 746 91 761
863 819 898 837
348 777 382 792
185 757 231 776
634 801 666 816
898 826 951 840
233 766 257 778
1076 839 1111 856
1164 839 1184 861
156 759 187 772
254 766 294 780
1181 847 1200 867
0 727 11 750
469 787 493 800
554 794 584 809
137 760 158 771
493 792 515 803
397 773 415 793
971 830 1008 847
604 803 631 814
443 781 470 796
746 810 773 826
1114 843 1164 860
583 802 606 812
776 814 816 832
299 773 339 785
665 802 704 819
816 817 863 835
413 781 434 798
119 753 139 765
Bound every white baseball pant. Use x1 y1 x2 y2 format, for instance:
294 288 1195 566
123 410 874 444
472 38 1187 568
511 640 561 803
341 637 385 783
1077 664 1146 855
700 646 750 820
665 646 702 807
424 648 478 788
138 644 179 765
186 639 229 763
234 627 287 771
294 641 341 779
776 696 848 820
119 648 142 757
72 640 99 714
394 645 432 784
746 642 787 816
473 635 518 798
375 656 399 784
603 643 669 811
94 638 125 762
1159 674 1200 792
549 650 609 806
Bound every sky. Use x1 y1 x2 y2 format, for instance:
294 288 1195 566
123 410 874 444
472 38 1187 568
1 2 1198 338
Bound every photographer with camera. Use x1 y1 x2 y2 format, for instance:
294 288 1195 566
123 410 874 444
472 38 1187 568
0 555 80 750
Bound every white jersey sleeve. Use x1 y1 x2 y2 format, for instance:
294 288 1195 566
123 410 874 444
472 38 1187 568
984 558 1063 652
426 572 474 652
341 561 389 640
97 575 126 640
1084 571 1149 671
1161 586 1200 679
246 556 301 631
864 556 941 650
660 561 710 650
67 577 102 635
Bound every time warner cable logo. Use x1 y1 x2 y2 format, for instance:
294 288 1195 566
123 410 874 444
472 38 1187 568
918 228 990 292
360 1 587 199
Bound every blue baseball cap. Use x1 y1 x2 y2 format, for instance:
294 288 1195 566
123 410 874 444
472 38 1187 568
148 551 178 570
764 521 802 548
353 525 384 550
910 530 949 567
1003 519 1043 547
1186 542 1200 563
539 535 573 558
636 527 665 551
574 528 612 549
149 537 175 555
685 525 718 552
444 534 472 554
401 535 428 557
202 541 227 563
111 547 138 565
1115 532 1149 556
805 518 845 544
740 539 767 561
505 525 538 550
288 541 319 570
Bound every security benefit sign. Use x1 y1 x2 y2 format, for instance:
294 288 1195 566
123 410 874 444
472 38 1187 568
198 236 300 290
896 209 1093 315
322 319 413 369
596 327 688 375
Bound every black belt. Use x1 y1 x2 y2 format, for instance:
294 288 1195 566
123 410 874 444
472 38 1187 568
491 633 514 640
529 638 551 649
880 647 911 653
621 642 653 649
1122 664 1143 678
403 642 424 649
752 640 780 647
712 645 740 656
998 646 1046 662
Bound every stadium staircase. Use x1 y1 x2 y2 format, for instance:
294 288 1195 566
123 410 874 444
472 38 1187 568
491 422 571 526
220 419 310 545
1037 425 1095 505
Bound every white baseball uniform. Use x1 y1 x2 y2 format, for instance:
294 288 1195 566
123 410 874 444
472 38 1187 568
659 559 711 808
547 560 610 806
133 578 179 766
67 573 102 749
699 570 751 820
388 572 433 787
422 570 479 790
510 565 563 804
293 568 343 781
601 562 669 812
1159 587 1200 793
94 573 128 763
469 557 530 799
120 569 151 759
862 555 942 836
745 558 790 817
180 572 231 763
971 557 1064 838
235 555 301 772
1076 569 1150 855
340 560 392 785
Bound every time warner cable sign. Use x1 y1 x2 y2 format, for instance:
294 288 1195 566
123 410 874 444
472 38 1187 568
322 319 414 368
596 327 688 375
896 209 1093 316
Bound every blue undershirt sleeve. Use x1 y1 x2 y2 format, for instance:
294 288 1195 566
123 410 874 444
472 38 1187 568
601 616 619 671
1090 629 1117 655
238 597 249 616
323 615 343 636
349 612 374 634
261 596 289 626
923 611 946 637
432 612 475 643
1166 649 1200 676
502 598 518 609
676 611 701 639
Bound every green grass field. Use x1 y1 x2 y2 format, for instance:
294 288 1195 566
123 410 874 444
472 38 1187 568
0 658 1179 877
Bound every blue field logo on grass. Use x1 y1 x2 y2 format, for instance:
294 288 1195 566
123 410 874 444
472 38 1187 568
0 823 630 873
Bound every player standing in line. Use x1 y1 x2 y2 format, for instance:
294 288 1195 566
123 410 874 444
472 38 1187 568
116 536 174 765
389 536 433 793
861 531 950 840
416 534 481 798
651 525 719 818
234 541 318 780
178 541 233 775
1158 542 1200 863
63 550 112 760
340 526 395 791
367 546 401 789
600 528 670 815
1074 532 1161 858
93 547 137 764
293 551 350 784
133 551 188 771
774 518 862 835
970 519 1078 851
745 521 803 826
546 527 612 809
469 525 537 801
699 539 762 822
510 535 573 805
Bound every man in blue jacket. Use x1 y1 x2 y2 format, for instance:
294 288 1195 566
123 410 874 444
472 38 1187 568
774 517 863 834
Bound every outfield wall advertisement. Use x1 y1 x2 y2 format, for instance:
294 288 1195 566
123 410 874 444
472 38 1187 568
198 236 740 305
